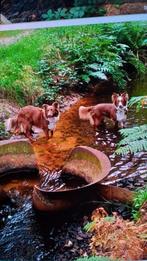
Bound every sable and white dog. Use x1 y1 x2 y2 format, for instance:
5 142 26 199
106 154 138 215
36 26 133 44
79 92 129 129
5 102 60 141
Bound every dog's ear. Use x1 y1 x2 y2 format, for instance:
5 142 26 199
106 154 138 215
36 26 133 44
111 93 119 103
121 92 129 101
52 102 59 110
42 104 48 110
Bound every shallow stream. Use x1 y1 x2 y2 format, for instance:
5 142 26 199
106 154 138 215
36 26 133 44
0 77 147 260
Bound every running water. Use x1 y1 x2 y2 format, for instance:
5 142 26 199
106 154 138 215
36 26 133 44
0 77 147 260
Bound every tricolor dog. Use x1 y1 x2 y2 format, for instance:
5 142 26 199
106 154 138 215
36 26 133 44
79 93 129 129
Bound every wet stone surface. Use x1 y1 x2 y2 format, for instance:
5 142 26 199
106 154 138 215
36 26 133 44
0 189 131 261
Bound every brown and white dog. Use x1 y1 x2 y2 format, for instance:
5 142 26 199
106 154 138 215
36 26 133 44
79 92 129 129
5 102 60 141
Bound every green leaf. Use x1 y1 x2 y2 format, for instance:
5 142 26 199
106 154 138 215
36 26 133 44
81 74 90 83
88 71 107 80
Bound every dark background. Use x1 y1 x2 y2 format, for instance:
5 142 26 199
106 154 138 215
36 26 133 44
1 0 147 23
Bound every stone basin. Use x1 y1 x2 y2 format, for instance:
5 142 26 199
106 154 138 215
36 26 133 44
33 146 112 212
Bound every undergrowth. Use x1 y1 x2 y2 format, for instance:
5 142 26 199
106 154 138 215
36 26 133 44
0 22 146 105
84 207 146 260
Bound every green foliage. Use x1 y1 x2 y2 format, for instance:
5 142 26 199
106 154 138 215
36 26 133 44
0 30 52 104
108 22 147 57
35 87 60 106
115 125 147 155
37 23 146 90
132 187 147 220
75 257 114 261
42 5 106 21
128 96 147 111
116 94 147 155
42 7 86 20
0 22 146 104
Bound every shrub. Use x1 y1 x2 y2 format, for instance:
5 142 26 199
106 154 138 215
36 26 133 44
37 23 146 93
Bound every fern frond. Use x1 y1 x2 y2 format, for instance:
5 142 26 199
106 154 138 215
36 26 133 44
116 140 147 155
116 125 147 155
118 125 147 145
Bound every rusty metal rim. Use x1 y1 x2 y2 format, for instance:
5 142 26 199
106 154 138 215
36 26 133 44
35 146 111 194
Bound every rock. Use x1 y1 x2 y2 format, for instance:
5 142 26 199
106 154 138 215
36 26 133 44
64 240 73 248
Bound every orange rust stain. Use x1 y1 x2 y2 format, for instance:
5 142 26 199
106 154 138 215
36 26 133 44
33 97 96 172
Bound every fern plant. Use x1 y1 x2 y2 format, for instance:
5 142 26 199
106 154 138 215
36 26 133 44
116 94 147 155
116 125 147 155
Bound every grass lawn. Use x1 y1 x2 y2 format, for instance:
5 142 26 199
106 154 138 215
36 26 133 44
0 29 55 104
0 30 23 38
0 26 93 104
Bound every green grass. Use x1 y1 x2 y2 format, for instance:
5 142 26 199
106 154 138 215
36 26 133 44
0 30 23 38
0 26 102 104
0 29 53 104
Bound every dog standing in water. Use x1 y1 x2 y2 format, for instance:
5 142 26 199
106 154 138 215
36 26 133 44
5 102 60 141
79 93 129 129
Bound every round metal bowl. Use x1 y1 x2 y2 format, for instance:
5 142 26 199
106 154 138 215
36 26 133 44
33 146 111 212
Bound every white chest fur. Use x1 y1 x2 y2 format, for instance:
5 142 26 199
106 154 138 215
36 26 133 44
48 115 60 130
116 109 127 122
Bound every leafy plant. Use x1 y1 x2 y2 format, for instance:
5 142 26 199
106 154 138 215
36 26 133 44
115 125 147 155
132 187 147 221
35 86 60 106
42 7 87 20
42 9 55 20
116 95 147 155
108 22 147 59
68 7 86 18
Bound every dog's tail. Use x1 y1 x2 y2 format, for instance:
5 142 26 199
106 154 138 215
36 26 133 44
79 106 92 120
5 118 13 132
5 116 21 134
